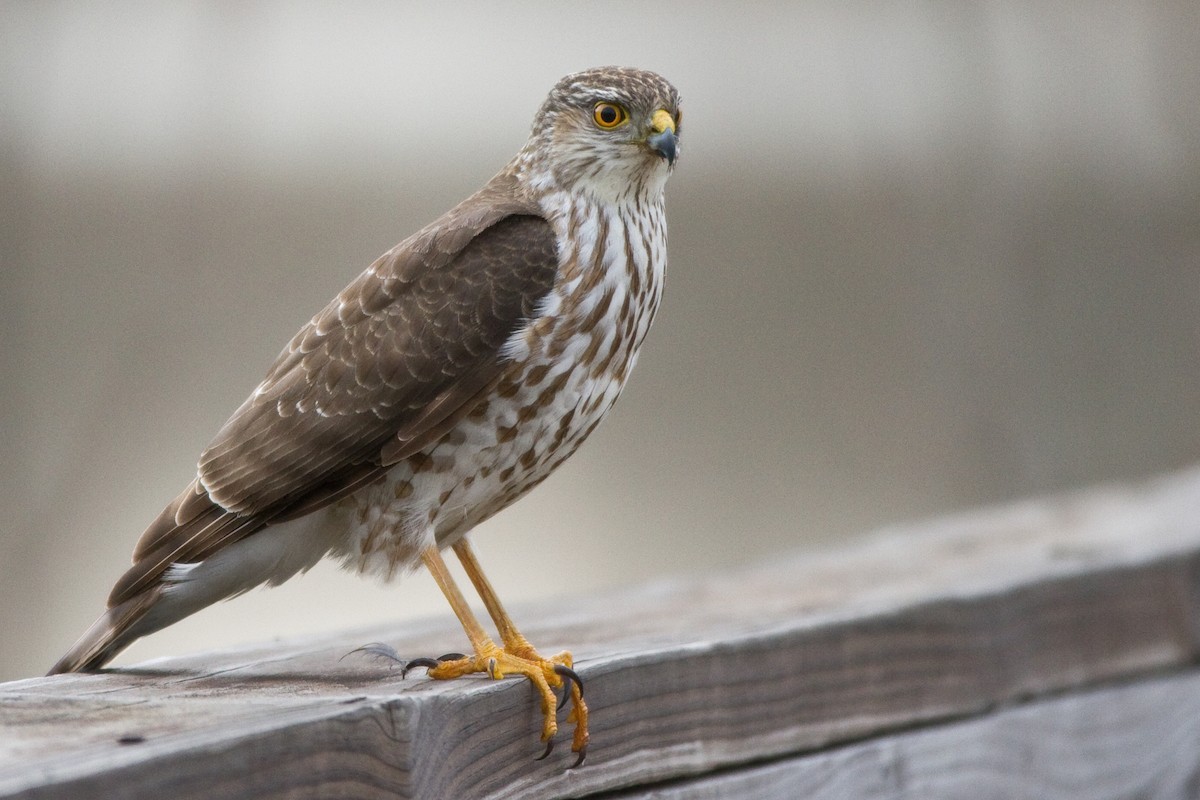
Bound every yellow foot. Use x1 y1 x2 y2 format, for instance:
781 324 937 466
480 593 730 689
406 642 589 767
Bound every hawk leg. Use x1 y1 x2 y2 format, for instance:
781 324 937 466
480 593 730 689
416 540 589 766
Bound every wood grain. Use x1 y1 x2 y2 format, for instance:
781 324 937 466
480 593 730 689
3 467 1200 799
599 671 1200 800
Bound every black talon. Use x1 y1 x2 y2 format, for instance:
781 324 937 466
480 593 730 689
342 642 404 665
401 657 441 678
437 652 466 662
535 740 554 761
553 670 575 715
556 684 571 716
569 747 587 769
553 664 584 699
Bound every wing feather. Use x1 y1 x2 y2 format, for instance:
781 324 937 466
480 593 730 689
113 175 559 606
201 201 557 517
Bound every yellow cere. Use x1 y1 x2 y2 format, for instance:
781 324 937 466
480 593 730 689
651 109 675 134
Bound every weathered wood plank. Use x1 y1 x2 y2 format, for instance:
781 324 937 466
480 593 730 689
599 670 1200 800
2 468 1200 799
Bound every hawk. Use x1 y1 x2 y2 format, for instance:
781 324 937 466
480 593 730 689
50 66 681 766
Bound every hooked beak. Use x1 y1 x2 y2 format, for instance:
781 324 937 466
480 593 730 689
647 109 678 166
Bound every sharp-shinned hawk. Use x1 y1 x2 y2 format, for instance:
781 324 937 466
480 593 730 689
50 66 682 766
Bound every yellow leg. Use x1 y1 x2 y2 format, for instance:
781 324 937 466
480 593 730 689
450 539 537 656
419 545 587 763
421 545 494 654
452 539 590 757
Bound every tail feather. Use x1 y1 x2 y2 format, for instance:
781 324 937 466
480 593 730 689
47 589 162 674
49 481 255 675
48 514 333 675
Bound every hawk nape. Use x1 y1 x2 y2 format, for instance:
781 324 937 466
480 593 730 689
50 66 682 766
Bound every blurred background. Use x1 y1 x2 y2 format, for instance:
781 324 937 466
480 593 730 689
3 2 1198 682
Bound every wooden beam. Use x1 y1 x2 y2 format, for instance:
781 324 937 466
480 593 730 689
600 670 1200 800
2 467 1200 799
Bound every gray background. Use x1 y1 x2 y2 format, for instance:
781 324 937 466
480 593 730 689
3 2 1198 683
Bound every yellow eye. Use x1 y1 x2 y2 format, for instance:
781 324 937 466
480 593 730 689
592 102 627 129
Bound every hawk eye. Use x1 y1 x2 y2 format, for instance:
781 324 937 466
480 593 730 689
592 102 627 129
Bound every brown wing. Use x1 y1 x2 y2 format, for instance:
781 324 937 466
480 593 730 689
198 211 558 516
110 176 558 606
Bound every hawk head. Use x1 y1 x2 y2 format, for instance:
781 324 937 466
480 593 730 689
523 66 682 202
